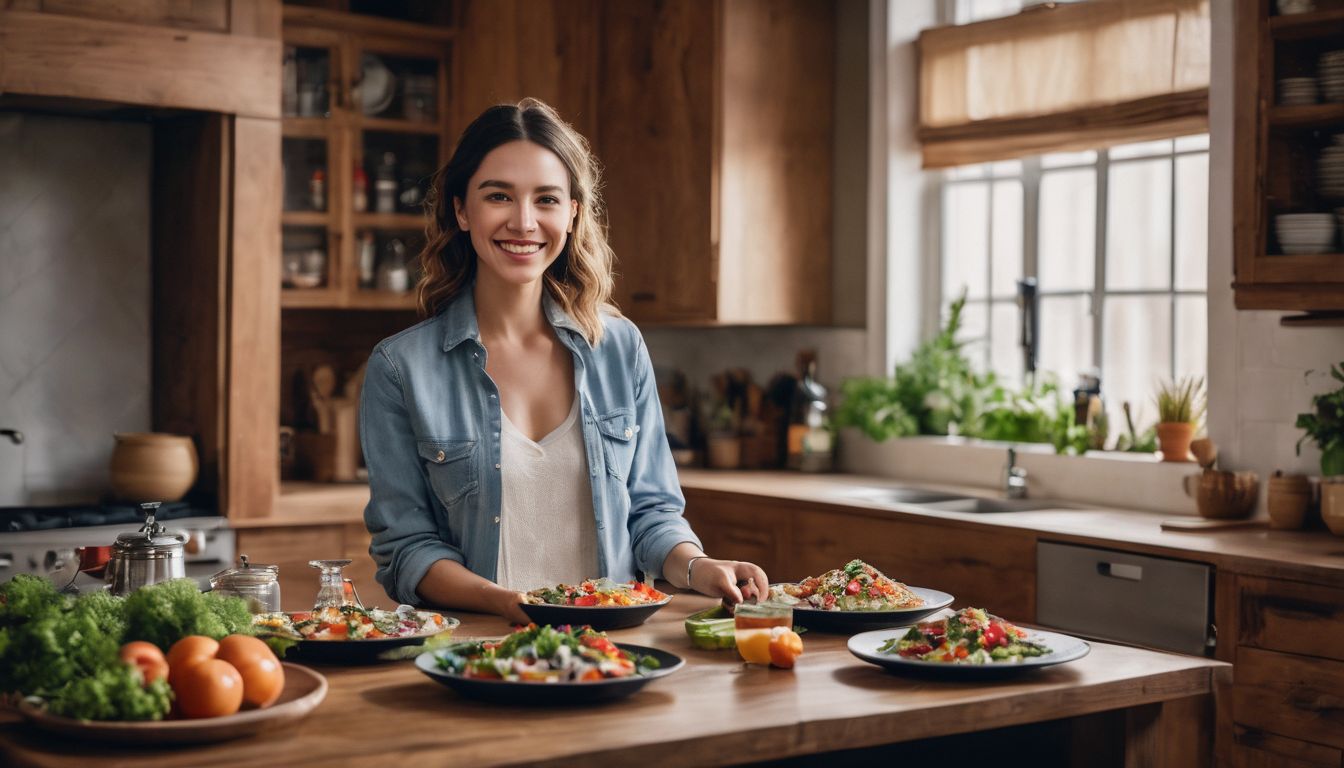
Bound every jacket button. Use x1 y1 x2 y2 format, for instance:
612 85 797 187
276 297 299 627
435 450 445 462
493 516 500 524
495 463 501 470
623 427 632 438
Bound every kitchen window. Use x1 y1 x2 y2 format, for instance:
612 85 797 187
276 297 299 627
935 135 1209 429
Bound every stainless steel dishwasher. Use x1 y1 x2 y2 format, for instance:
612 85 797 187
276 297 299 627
1036 541 1215 656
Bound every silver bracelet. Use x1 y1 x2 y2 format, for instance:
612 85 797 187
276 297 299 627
685 556 710 590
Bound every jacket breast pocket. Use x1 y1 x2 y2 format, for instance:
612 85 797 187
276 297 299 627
597 408 640 481
418 439 479 508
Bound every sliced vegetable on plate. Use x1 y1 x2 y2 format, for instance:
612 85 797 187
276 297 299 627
519 578 672 631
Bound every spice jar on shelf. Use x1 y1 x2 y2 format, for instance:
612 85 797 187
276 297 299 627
352 166 369 213
374 152 397 214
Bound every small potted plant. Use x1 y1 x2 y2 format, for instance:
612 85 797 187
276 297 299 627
1296 362 1344 534
1154 376 1205 462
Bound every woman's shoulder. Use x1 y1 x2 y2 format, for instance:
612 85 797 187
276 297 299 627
596 307 645 355
369 314 448 366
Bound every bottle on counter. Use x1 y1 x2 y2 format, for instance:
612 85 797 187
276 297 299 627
787 351 833 472
352 166 369 213
358 230 376 288
374 152 397 214
309 168 326 211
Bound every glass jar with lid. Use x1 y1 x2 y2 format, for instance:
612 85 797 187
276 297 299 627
210 554 281 614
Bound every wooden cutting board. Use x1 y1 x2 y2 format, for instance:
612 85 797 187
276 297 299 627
1160 517 1268 531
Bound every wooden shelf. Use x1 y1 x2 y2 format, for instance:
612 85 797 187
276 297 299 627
1280 310 1344 325
357 116 442 135
283 6 455 42
1268 103 1344 128
352 212 426 230
282 211 330 227
1270 7 1344 40
281 118 333 138
347 290 417 310
281 287 342 308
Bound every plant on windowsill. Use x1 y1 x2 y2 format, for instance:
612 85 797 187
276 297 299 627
705 402 742 470
1154 376 1205 462
1295 362 1344 477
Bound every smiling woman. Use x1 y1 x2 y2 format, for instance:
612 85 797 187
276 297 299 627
359 99 769 624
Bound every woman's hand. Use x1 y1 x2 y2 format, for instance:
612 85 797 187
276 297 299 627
492 588 531 625
688 558 770 606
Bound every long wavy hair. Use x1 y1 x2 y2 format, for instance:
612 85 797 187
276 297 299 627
415 98 618 345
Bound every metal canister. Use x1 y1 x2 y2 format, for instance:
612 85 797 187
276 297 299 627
106 502 186 596
210 554 281 614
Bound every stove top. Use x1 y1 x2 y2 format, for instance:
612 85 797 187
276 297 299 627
0 501 215 532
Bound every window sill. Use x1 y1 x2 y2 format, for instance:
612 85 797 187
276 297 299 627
837 429 1204 516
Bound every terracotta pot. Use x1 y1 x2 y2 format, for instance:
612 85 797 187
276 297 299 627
706 435 742 470
1322 480 1344 536
1267 471 1313 530
1156 422 1196 462
109 433 198 502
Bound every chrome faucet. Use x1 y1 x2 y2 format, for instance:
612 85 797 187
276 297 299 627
1004 448 1028 499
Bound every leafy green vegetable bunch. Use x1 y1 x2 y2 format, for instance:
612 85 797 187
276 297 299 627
0 575 254 721
1297 362 1344 477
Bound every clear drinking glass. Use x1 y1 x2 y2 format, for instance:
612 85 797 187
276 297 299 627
309 559 355 610
734 602 793 665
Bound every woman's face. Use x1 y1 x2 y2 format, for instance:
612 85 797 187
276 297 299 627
453 140 579 288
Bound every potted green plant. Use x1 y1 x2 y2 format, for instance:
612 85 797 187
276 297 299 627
1154 376 1205 462
1295 362 1344 476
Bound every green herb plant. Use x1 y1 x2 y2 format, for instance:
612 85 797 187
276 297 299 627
1155 376 1205 425
1296 362 1344 477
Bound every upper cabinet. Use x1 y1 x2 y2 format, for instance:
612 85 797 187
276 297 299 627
1234 0 1344 311
279 6 453 310
597 0 835 325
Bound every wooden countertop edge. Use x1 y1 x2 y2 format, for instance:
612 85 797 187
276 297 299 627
679 471 1344 588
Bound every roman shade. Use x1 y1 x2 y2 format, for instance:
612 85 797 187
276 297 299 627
918 0 1210 168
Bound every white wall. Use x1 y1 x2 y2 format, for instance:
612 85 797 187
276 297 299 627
1206 2 1344 489
0 113 152 505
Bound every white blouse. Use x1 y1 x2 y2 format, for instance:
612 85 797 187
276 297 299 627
494 397 600 592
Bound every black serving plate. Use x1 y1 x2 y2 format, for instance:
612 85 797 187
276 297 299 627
847 627 1090 677
518 596 672 631
267 613 459 664
415 643 684 705
782 585 955 634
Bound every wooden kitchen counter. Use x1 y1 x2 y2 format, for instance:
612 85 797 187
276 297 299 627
0 594 1227 767
679 469 1344 587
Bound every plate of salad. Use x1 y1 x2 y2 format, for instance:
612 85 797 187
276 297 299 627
519 578 672 631
848 607 1089 676
416 624 684 705
767 560 953 633
253 605 458 663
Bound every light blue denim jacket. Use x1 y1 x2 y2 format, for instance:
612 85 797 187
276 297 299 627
360 288 700 605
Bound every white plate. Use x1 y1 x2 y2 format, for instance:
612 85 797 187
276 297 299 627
847 626 1090 675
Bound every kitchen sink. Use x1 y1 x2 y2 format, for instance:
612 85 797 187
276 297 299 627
920 497 1059 514
844 488 969 506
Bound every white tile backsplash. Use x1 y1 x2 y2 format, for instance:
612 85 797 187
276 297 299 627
0 113 151 505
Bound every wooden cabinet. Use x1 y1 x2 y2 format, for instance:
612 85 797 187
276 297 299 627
1233 0 1344 311
279 6 453 310
597 0 835 325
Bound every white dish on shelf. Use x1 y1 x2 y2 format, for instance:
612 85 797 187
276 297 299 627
359 54 396 116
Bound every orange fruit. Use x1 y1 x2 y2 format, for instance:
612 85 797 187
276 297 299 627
735 628 773 665
216 635 285 708
768 628 804 669
173 658 244 719
166 635 220 687
119 641 169 685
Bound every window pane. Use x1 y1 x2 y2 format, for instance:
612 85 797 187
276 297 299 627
1109 139 1174 160
946 164 987 181
1103 296 1172 432
1174 134 1210 152
943 182 990 300
1175 153 1208 291
991 180 1024 297
1042 149 1097 168
990 160 1023 177
1107 159 1172 291
1039 295 1092 387
1038 168 1096 291
956 0 1022 24
1175 296 1207 383
990 300 1024 387
954 300 990 372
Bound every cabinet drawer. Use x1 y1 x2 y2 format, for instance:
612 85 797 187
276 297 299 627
1230 726 1343 768
1239 576 1344 662
683 495 787 579
1235 646 1344 750
1036 542 1212 655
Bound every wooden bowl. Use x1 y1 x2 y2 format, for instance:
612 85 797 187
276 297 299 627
1191 470 1260 520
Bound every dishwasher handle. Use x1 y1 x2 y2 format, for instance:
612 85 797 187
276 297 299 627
1096 561 1143 581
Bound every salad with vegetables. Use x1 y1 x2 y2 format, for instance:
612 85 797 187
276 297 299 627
255 605 451 641
524 578 668 607
769 560 924 612
879 607 1051 664
435 624 659 682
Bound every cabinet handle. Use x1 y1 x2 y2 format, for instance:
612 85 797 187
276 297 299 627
631 291 657 302
1096 561 1143 581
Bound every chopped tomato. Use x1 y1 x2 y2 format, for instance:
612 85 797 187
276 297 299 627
573 594 599 607
366 628 388 638
321 622 349 638
955 646 969 659
845 579 862 596
580 669 604 681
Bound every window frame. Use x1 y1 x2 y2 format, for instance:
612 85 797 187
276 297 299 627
929 139 1210 403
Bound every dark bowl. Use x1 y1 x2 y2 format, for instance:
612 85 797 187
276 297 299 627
785 586 955 634
415 643 683 705
518 596 672 631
